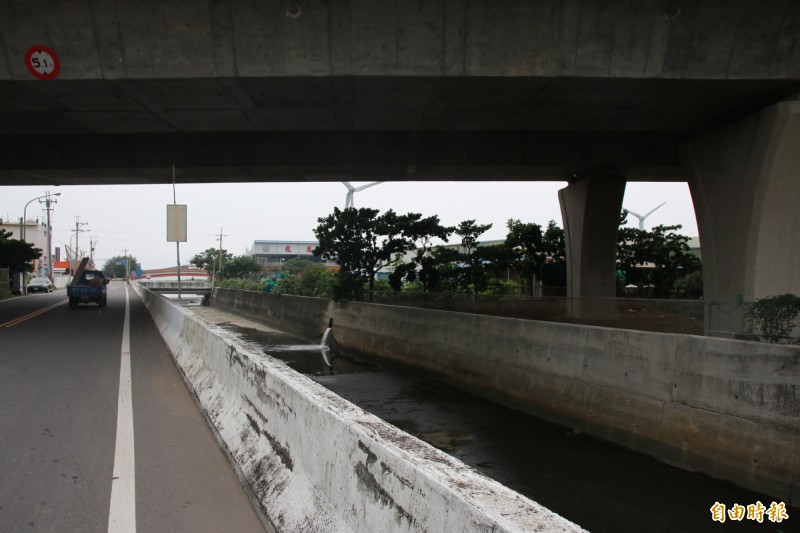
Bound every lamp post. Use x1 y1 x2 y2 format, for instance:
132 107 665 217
18 192 60 292
22 192 60 241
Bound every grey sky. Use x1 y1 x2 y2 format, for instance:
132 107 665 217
2 181 698 271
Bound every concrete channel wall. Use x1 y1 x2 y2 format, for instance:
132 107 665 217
132 283 582 532
212 289 800 507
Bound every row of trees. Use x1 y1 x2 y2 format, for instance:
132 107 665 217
307 207 701 300
189 248 263 281
102 255 139 278
180 207 701 302
2 206 701 302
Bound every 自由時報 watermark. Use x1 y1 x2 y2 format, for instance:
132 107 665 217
710 501 789 523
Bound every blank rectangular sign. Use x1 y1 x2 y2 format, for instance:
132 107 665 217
166 204 187 242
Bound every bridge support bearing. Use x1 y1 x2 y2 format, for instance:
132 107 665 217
558 175 626 320
683 99 800 337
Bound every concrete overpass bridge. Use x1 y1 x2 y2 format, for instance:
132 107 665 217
1 0 799 332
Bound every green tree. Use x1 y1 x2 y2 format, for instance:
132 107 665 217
474 243 516 290
505 219 543 296
0 229 42 274
190 247 233 277
388 215 453 291
102 255 138 278
617 211 701 295
542 220 566 262
426 245 463 293
274 259 336 298
314 207 429 299
503 218 566 295
273 272 298 295
454 220 493 295
280 258 320 276
220 255 263 280
673 270 703 299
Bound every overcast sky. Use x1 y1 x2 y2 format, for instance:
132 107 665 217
2 181 698 271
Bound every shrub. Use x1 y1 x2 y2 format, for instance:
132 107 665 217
219 278 263 291
744 293 800 344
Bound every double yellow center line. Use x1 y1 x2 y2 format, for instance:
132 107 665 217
0 299 67 328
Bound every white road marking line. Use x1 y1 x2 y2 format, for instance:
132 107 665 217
108 284 137 532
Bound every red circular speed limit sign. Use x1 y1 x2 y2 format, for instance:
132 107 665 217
25 45 60 80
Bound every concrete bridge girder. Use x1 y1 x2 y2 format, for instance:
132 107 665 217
1 1 799 335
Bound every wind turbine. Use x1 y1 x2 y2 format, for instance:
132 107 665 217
341 181 384 208
625 202 666 230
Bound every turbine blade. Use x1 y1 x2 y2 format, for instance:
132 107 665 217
643 202 667 218
354 181 384 192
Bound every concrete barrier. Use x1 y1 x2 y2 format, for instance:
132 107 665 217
132 283 581 532
212 289 800 507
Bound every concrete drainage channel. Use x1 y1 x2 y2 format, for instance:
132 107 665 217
132 284 582 532
193 308 798 532
138 285 800 532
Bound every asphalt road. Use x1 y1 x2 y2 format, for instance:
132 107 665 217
0 281 265 533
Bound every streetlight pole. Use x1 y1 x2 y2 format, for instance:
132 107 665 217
22 192 60 242
18 192 60 291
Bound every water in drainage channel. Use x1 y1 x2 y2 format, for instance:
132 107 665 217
217 321 795 533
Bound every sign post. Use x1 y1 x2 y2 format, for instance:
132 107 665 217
166 203 187 303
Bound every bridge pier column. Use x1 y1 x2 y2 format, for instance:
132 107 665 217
558 175 626 320
682 99 800 337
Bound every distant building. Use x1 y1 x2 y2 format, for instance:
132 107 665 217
687 237 701 260
0 218 52 277
247 240 336 277
51 260 73 289
249 240 323 264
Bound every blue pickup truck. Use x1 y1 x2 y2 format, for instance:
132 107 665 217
67 269 108 307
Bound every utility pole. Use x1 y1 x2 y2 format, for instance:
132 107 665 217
89 237 99 269
72 217 89 275
42 192 58 283
123 248 131 281
216 228 226 283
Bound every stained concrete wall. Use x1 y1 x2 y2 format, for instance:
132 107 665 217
212 288 800 507
132 283 581 532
